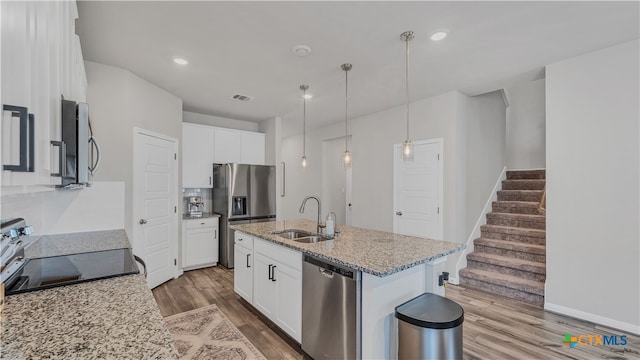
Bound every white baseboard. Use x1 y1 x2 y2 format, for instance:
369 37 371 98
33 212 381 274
545 302 640 335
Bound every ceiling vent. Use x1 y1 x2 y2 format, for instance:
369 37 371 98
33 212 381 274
231 94 254 102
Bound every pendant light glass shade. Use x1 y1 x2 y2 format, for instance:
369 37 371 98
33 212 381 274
300 84 309 168
401 31 415 162
341 63 352 168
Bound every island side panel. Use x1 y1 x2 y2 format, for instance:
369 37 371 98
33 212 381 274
361 264 427 360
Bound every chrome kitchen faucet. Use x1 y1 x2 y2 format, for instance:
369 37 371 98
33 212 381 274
299 196 325 235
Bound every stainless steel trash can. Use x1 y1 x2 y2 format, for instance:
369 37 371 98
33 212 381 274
395 293 464 360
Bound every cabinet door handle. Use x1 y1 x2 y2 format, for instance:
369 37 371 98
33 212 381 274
246 253 251 268
3 105 34 172
268 264 273 280
209 176 212 185
271 265 277 282
215 229 217 239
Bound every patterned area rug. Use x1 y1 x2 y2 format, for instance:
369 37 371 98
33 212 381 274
165 304 267 360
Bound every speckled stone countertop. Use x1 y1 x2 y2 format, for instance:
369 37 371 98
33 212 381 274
1 229 179 359
25 229 131 259
182 212 220 220
231 219 465 277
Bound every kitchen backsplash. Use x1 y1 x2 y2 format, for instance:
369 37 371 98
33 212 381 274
182 188 213 214
0 182 125 235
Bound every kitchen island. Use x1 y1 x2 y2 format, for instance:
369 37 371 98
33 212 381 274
232 219 465 359
0 230 179 359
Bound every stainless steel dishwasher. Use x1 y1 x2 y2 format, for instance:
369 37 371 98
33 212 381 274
302 255 361 360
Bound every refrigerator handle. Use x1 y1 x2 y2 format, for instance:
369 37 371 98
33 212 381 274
281 162 285 197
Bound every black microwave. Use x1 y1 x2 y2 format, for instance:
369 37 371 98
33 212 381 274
51 99 100 188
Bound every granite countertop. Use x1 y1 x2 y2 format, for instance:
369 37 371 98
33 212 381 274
231 219 465 277
25 229 131 259
1 229 179 359
182 212 220 220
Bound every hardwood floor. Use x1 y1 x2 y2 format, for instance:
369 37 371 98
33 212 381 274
152 266 304 360
153 266 640 360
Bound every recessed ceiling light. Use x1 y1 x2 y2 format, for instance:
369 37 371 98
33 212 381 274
292 45 312 57
173 57 188 65
303 93 313 99
430 31 448 41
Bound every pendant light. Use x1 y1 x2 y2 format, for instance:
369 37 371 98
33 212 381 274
401 31 415 161
300 84 309 168
341 63 352 168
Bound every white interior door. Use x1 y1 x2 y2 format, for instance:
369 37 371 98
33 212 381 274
393 139 443 240
133 128 179 289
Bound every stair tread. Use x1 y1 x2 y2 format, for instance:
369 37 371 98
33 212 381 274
467 252 546 272
487 213 545 220
481 224 546 236
493 200 540 206
459 268 544 295
475 238 546 253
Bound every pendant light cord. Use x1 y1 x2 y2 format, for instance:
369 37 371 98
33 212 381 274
303 88 306 157
405 34 410 140
345 68 349 151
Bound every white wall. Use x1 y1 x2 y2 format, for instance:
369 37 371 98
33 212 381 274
85 61 183 237
465 91 507 235
281 90 506 275
0 182 124 235
183 111 259 132
545 39 639 334
505 79 546 169
258 117 283 218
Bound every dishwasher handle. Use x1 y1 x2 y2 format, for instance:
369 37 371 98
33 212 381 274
320 268 334 278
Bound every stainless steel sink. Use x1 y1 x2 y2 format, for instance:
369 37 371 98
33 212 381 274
274 229 315 239
293 236 329 243
271 229 334 242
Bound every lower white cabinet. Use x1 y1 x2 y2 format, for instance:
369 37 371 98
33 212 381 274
233 233 302 343
233 232 254 303
182 217 219 270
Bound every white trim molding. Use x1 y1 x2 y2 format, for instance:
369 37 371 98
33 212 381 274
545 302 640 336
449 166 507 285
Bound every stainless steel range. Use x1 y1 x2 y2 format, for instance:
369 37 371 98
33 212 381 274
1 218 139 296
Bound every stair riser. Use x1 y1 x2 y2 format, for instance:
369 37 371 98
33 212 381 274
480 230 545 245
497 191 544 202
506 171 546 180
492 203 542 215
467 260 546 281
459 276 544 306
486 216 546 230
502 180 546 190
474 244 546 263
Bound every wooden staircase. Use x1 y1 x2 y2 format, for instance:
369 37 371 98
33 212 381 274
459 169 546 306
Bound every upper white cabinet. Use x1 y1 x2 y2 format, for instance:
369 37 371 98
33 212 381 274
182 123 265 188
1 0 86 188
182 123 215 188
240 132 266 165
213 128 241 164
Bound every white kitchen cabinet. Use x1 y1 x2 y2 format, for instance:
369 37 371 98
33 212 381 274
252 252 277 319
213 128 241 164
252 238 302 342
182 123 215 188
1 0 86 189
182 217 219 270
240 131 265 165
233 232 254 302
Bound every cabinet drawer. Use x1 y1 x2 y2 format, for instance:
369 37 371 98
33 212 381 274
234 231 253 249
184 217 218 229
254 238 302 271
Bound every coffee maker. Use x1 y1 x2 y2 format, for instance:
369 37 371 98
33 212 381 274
187 196 205 217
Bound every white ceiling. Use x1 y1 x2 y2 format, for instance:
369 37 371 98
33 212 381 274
76 1 639 137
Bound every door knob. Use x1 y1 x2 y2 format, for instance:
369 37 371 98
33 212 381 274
396 211 403 216
139 219 148 225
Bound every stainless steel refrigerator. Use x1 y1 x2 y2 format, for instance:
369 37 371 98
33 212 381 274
213 163 276 268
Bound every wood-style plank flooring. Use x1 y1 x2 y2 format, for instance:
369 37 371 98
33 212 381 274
153 266 640 360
